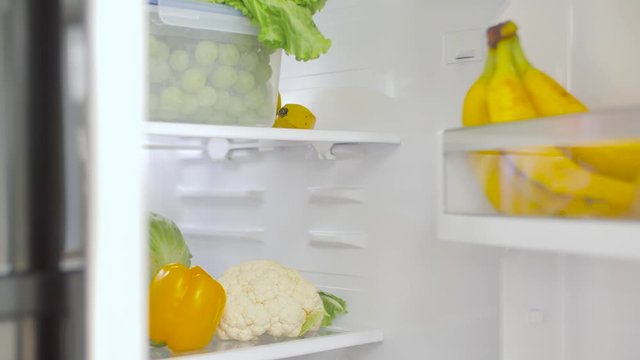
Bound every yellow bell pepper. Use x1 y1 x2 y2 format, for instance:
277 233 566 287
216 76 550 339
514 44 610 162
149 263 226 352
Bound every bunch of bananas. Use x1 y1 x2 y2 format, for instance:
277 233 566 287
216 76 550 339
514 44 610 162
462 21 640 218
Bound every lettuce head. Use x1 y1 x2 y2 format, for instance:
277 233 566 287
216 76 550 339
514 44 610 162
149 213 192 280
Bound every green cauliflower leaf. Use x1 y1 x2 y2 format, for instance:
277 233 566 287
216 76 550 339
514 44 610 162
319 291 348 327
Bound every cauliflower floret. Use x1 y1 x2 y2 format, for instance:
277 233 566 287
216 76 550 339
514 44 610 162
217 260 324 341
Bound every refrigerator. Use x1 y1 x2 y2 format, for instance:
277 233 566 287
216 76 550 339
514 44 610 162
1 0 640 359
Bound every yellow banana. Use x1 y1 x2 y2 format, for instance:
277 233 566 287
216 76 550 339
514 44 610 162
468 152 574 216
273 104 316 129
276 93 282 114
495 26 636 211
505 146 635 209
462 22 637 218
510 35 587 116
469 151 627 218
462 45 530 214
487 36 537 123
463 32 571 216
570 141 640 182
504 21 640 184
462 48 495 127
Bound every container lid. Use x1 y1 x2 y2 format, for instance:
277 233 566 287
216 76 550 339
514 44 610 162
152 0 258 36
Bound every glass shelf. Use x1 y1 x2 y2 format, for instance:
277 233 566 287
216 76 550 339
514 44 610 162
150 328 383 359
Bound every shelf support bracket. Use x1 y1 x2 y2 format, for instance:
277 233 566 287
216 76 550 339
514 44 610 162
311 142 337 161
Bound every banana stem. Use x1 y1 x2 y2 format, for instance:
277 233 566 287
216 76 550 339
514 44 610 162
487 25 501 49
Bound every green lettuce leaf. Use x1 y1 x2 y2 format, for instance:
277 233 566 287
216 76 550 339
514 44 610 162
207 0 249 15
293 0 327 14
206 0 331 61
319 291 348 327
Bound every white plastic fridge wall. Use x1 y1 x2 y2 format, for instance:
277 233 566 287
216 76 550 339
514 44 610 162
147 0 507 359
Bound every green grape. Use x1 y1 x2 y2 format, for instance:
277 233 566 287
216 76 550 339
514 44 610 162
233 71 255 94
161 86 184 110
195 41 219 66
199 64 214 75
197 86 218 107
148 36 159 57
237 111 262 126
211 66 238 90
192 104 214 123
227 96 247 117
243 87 265 110
263 83 275 105
157 108 179 122
149 59 171 83
225 116 239 125
230 33 258 48
218 44 240 66
238 52 259 71
149 93 160 110
257 50 271 65
169 50 190 72
257 101 276 118
254 62 273 84
166 73 179 87
192 109 209 123
212 90 231 110
180 68 207 94
212 110 235 125
259 45 277 56
149 37 170 61
181 94 199 116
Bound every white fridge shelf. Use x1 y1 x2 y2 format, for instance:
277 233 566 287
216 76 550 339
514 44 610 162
146 122 401 144
145 122 401 160
438 107 640 259
150 328 384 360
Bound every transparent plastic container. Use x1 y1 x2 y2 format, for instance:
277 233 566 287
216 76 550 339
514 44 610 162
442 108 640 220
148 0 281 127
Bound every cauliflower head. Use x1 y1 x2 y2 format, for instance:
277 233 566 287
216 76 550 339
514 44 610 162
216 260 324 341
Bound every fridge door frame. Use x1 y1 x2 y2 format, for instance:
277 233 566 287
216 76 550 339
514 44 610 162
86 0 147 359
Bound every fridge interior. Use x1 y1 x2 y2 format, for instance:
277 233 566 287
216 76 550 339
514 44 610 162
0 0 635 359
139 0 640 359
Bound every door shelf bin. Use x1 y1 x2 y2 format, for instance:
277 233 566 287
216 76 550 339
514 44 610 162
438 108 640 258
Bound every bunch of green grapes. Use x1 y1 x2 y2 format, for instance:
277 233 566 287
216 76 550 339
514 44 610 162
148 33 277 126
